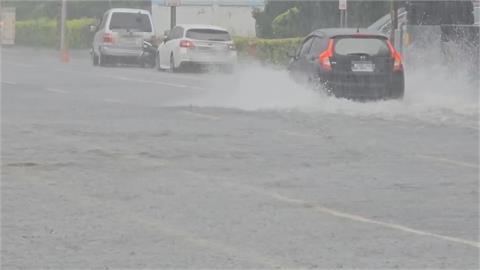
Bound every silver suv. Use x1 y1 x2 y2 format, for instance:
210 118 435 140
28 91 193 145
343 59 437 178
91 8 155 66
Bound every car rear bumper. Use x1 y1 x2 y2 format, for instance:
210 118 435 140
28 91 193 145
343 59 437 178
178 49 237 65
100 45 143 57
321 71 403 100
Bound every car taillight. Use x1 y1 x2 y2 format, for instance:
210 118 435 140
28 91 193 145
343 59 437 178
387 40 403 72
103 33 114 43
318 39 334 71
228 43 236 50
180 40 195 48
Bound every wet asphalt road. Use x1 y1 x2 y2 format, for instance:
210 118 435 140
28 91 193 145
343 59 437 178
1 47 479 269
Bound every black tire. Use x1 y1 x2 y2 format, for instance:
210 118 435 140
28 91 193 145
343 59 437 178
92 51 99 66
155 53 162 71
389 73 405 99
99 53 108 67
169 54 177 73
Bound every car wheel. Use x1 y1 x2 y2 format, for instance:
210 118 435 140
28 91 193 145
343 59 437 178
169 54 176 73
92 51 99 66
389 73 405 99
156 53 162 71
99 53 108 67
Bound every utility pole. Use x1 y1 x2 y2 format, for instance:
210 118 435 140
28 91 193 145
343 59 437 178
339 0 347 27
390 0 398 44
170 6 176 29
60 0 69 62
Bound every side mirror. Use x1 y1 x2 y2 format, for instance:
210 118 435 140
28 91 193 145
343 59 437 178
89 25 97 33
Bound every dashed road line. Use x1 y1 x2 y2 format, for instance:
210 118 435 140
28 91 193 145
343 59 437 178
227 183 480 249
2 61 36 68
280 130 317 138
103 98 127 104
44 88 69 94
2 81 17 85
182 110 221 121
19 172 287 268
417 154 478 169
102 75 207 90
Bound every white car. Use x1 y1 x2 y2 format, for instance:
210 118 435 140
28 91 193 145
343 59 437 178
156 24 237 72
91 8 155 66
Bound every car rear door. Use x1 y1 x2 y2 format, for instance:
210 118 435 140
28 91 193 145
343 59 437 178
289 37 314 82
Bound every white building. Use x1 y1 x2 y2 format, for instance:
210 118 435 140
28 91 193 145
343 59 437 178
151 0 265 37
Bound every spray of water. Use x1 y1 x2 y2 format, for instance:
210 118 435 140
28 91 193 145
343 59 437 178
175 43 478 127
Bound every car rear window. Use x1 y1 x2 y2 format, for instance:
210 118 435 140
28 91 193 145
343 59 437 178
334 37 390 56
109 12 152 32
186 29 231 41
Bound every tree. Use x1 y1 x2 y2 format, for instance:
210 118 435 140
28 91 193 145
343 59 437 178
3 0 151 20
254 0 392 38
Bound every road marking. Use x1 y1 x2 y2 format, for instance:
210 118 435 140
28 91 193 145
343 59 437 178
281 130 317 138
227 183 480 249
417 154 478 169
182 110 221 121
2 81 17 85
2 61 35 68
103 98 127 104
44 88 69 94
102 75 207 90
20 173 286 268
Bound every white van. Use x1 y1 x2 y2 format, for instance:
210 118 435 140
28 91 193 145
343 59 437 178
91 8 155 66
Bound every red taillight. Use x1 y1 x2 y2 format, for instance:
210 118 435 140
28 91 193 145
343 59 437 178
180 40 195 48
387 40 403 72
318 39 334 71
103 33 114 43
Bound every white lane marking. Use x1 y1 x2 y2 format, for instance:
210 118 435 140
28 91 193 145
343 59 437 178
281 130 317 138
103 98 127 104
23 174 285 268
44 88 69 94
2 61 35 68
120 68 209 81
102 75 207 90
417 154 478 169
182 111 221 121
227 183 480 249
2 81 17 85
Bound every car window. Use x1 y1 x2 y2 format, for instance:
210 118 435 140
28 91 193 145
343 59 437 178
334 37 390 56
186 29 231 41
175 27 184 39
167 27 176 40
109 12 152 32
299 38 314 57
309 37 327 55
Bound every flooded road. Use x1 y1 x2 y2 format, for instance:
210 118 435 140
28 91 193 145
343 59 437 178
2 48 478 268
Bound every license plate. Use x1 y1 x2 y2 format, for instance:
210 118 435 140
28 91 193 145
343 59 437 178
120 37 141 46
351 61 375 72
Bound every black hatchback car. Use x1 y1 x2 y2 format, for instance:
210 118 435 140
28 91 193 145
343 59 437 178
288 28 405 100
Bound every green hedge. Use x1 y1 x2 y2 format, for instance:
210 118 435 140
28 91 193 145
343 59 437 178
15 19 303 66
233 36 303 66
15 17 96 49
